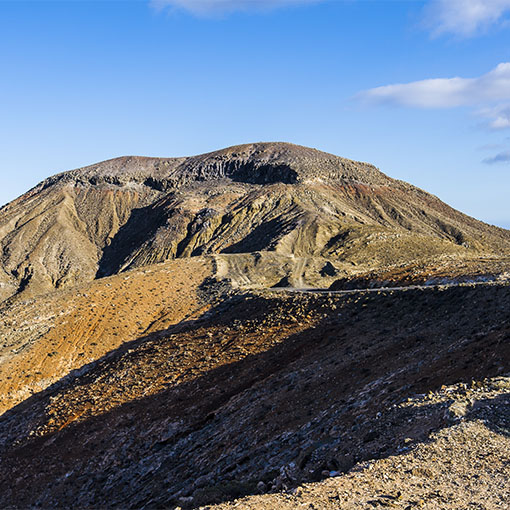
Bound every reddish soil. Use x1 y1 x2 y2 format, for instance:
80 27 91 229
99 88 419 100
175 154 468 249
0 282 508 508
0 257 213 413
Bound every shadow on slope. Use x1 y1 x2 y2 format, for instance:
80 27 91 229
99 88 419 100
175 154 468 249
0 285 509 508
96 200 171 278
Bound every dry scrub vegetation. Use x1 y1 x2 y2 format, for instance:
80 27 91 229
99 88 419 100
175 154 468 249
0 280 508 508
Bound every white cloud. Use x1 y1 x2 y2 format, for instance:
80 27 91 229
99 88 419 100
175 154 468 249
357 63 510 109
153 0 510 30
479 104 510 130
425 0 510 37
483 150 510 164
357 63 510 164
151 0 321 15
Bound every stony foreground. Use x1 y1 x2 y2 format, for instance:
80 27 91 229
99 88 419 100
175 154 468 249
0 276 508 509
212 378 510 510
0 142 509 509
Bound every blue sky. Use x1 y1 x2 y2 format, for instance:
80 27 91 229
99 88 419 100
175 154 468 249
1 0 510 227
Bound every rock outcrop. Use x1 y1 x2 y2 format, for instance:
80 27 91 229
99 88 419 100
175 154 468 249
0 142 509 509
0 281 509 508
1 142 509 301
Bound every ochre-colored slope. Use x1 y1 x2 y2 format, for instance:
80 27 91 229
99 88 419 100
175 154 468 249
0 257 214 414
0 283 508 508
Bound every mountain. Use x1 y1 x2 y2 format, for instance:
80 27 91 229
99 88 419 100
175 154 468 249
0 142 509 302
0 142 509 509
0 257 215 414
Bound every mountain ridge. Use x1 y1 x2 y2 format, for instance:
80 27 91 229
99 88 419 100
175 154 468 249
18 142 391 194
0 142 509 509
0 142 509 302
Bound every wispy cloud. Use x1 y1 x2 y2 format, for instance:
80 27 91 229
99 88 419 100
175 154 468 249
478 138 510 164
151 0 321 15
483 150 510 164
478 104 510 130
153 0 510 32
424 0 510 37
357 63 510 109
477 142 506 151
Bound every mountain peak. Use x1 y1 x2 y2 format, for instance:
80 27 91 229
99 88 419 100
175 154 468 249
183 141 389 186
1 141 508 303
36 142 390 192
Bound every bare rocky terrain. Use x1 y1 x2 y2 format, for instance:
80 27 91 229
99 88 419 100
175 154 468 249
1 143 509 302
213 377 510 510
0 142 508 509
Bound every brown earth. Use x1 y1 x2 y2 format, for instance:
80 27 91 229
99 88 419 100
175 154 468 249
330 255 510 289
0 142 509 509
0 281 508 509
0 257 214 414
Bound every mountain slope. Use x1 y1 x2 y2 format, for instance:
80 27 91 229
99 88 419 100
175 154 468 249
0 283 508 508
1 142 509 301
0 257 215 414
0 142 509 509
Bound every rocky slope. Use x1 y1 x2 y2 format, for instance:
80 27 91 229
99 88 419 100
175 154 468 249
1 142 509 301
0 257 215 414
213 377 510 510
0 280 508 508
0 142 509 510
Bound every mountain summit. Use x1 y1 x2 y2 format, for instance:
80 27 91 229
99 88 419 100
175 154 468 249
35 142 391 189
0 142 508 301
0 143 509 510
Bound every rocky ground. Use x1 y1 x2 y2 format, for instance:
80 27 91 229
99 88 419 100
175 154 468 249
0 142 509 509
212 377 510 510
330 254 510 290
0 279 508 509
0 257 214 413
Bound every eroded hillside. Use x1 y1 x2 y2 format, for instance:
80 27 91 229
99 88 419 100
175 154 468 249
0 142 509 510
1 142 509 301
0 257 214 414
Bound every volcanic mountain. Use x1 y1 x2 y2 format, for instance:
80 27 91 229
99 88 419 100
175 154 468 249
0 143 509 510
0 142 508 302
